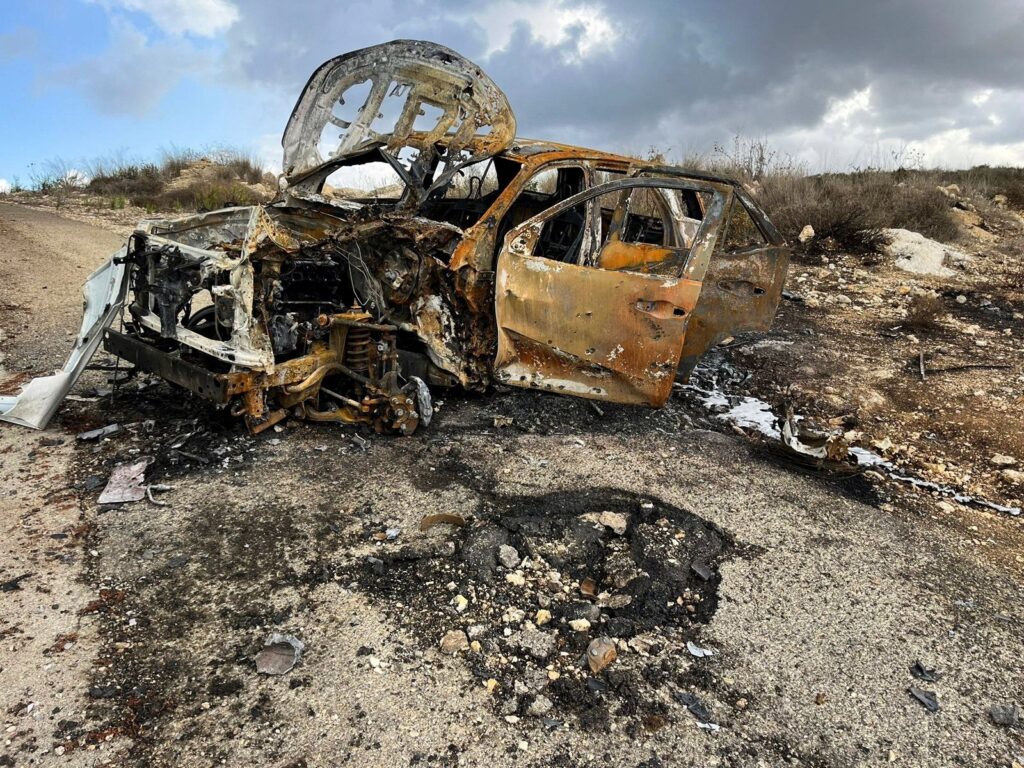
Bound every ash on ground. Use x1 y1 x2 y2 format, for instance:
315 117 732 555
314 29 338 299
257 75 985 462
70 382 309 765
347 487 734 734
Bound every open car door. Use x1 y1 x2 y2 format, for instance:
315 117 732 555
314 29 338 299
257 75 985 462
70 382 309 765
633 168 790 379
494 177 730 406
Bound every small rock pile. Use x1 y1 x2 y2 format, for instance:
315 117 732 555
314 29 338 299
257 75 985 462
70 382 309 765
349 488 729 730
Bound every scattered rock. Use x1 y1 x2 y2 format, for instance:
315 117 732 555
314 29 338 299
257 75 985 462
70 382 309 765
798 224 815 244
497 544 521 569
502 607 526 624
505 571 527 587
597 510 629 535
1000 469 1024 485
568 618 592 632
439 630 469 654
586 637 617 673
991 454 1018 467
453 594 469 613
992 194 1008 208
535 609 552 626
527 695 553 717
510 626 557 659
564 601 601 624
988 702 1021 729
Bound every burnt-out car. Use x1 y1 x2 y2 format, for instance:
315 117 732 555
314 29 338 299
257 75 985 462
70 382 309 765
0 40 789 434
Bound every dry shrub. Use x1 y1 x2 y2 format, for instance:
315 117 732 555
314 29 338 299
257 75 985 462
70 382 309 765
134 181 265 213
81 145 271 212
904 292 947 330
758 172 957 253
86 163 164 199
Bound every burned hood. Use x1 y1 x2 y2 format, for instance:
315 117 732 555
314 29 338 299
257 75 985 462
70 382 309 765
281 40 516 201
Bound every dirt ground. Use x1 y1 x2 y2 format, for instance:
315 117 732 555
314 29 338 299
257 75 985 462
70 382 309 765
1 201 1023 768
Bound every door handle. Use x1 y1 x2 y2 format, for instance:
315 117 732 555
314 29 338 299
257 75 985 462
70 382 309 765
635 299 688 319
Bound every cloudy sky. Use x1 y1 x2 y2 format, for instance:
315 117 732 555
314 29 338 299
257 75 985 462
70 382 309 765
1 0 1023 192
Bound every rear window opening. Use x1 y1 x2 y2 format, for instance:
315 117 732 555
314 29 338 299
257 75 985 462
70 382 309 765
323 161 405 200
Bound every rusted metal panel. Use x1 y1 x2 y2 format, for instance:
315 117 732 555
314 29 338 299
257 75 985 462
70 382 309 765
494 252 703 405
282 40 516 204
677 245 790 379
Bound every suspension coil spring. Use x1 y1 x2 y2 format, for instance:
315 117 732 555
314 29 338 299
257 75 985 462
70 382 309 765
344 327 372 374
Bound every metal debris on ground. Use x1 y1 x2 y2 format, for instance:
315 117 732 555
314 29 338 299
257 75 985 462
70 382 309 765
97 458 153 504
76 423 122 441
908 687 940 712
255 633 305 675
145 483 175 506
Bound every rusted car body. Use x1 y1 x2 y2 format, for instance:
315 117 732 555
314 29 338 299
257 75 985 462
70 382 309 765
0 40 788 434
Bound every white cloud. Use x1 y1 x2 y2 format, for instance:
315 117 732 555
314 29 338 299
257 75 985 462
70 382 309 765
904 128 1024 167
0 178 11 194
466 0 617 62
823 86 872 128
45 17 213 116
971 88 994 106
92 0 239 37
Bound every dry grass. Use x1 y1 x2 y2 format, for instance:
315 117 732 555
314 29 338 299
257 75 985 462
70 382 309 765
759 172 958 253
80 146 272 212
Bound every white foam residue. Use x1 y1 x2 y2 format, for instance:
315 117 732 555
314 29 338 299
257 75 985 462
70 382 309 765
720 397 781 439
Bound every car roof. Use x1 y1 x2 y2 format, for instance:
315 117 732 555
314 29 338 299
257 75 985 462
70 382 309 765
500 138 748 189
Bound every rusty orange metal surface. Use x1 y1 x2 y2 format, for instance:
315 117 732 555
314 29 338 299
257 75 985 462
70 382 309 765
494 251 704 406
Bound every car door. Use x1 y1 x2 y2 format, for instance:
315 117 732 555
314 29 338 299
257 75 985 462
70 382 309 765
493 177 730 406
631 169 791 380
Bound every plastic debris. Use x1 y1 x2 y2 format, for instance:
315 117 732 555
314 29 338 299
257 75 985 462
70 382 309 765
255 633 305 675
908 687 940 712
687 640 714 658
909 661 941 683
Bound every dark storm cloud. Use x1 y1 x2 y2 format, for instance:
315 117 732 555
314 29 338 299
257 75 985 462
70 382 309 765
214 0 1024 164
56 0 1024 166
